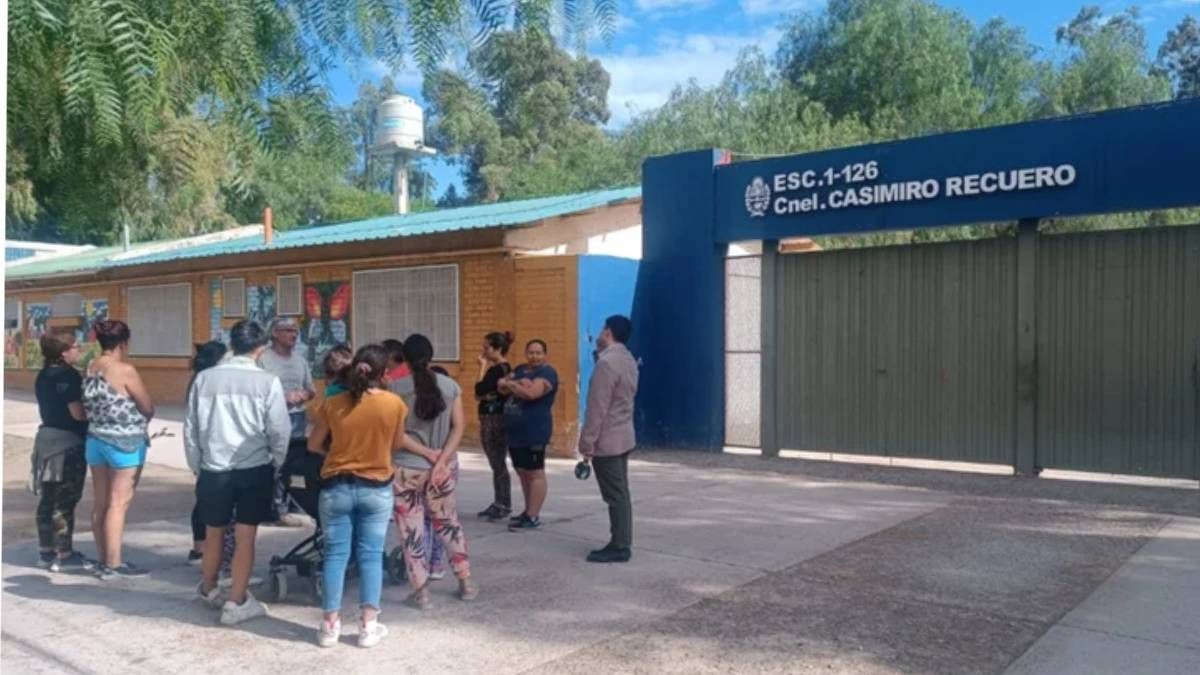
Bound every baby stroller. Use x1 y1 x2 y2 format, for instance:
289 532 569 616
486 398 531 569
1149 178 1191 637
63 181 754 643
267 439 408 605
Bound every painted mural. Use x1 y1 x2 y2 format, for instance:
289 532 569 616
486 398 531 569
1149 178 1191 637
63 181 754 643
209 278 227 342
301 282 351 374
76 298 109 368
23 303 52 369
208 281 277 344
4 301 21 370
247 284 276 328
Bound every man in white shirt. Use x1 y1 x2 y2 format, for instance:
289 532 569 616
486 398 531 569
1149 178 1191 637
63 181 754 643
186 320 290 626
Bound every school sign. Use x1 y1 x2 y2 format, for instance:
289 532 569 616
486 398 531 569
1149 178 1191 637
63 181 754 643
713 98 1200 241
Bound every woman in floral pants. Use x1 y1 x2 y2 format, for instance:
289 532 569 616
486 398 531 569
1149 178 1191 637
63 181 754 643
389 335 477 609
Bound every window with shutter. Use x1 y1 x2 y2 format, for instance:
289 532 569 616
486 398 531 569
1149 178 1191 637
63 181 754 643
128 283 192 356
353 265 459 360
51 292 84 317
277 275 302 316
222 278 246 318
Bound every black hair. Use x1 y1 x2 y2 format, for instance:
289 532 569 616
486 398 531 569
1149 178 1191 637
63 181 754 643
605 315 633 344
485 331 515 356
346 344 389 404
402 334 446 421
382 338 405 365
186 341 228 404
431 365 449 376
94 320 131 351
526 339 548 354
229 320 268 355
192 341 228 373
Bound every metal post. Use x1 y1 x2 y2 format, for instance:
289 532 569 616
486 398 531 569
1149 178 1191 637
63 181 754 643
1015 218 1039 476
393 155 409 215
761 239 780 458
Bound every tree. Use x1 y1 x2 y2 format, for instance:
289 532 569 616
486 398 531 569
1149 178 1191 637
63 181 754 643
423 29 616 202
6 0 621 243
970 19 1044 125
776 0 982 136
437 184 467 208
1040 6 1171 115
620 49 870 164
1158 16 1200 99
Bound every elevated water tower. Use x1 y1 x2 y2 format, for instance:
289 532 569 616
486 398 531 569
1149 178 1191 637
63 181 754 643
372 95 437 214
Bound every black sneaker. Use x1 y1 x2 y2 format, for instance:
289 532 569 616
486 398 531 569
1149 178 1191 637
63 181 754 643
96 562 149 579
587 546 631 564
37 551 56 569
508 512 526 525
508 514 542 532
187 550 204 566
477 505 511 521
50 551 98 572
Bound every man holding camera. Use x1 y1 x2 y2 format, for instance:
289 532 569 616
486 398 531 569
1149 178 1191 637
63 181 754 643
577 315 639 564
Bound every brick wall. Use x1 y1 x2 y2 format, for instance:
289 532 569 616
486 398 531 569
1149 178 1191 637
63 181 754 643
514 256 580 456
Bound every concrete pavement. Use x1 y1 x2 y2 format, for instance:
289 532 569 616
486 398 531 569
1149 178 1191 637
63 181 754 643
2 396 1198 674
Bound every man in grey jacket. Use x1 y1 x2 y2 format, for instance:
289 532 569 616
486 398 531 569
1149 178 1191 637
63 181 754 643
579 315 639 564
185 320 290 625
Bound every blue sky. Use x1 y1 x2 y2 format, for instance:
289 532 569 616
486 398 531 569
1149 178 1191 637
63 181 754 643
328 0 1199 198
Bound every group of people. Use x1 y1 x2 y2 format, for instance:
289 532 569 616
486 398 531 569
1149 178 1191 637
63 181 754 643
29 311 640 649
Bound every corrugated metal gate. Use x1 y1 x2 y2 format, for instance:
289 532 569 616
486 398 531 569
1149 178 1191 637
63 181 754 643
1036 227 1200 478
764 224 1200 479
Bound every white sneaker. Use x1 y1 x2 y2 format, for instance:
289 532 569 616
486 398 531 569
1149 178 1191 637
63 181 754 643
357 620 388 648
316 618 341 648
219 592 268 626
196 581 223 609
429 569 446 580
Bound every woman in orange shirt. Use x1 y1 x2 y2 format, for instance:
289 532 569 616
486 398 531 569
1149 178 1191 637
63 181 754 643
308 344 407 649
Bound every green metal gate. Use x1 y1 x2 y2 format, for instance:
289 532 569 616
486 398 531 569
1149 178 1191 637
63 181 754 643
763 224 1200 479
1036 227 1200 478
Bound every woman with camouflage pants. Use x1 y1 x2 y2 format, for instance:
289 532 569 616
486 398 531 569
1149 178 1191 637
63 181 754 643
32 331 95 572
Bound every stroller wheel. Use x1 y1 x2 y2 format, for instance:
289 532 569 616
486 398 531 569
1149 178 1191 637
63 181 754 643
309 573 324 603
387 546 407 584
269 570 288 602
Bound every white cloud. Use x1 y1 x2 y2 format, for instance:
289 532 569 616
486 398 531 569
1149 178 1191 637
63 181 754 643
740 0 823 17
596 29 783 127
634 0 714 11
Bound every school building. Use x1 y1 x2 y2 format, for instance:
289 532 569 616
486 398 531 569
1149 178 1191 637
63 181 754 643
4 188 642 455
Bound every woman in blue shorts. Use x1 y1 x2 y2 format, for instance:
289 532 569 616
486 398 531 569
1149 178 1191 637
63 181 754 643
83 320 155 578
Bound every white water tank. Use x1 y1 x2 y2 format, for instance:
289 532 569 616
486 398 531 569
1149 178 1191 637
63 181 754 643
375 95 425 152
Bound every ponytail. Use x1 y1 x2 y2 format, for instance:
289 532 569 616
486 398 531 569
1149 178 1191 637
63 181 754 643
346 344 388 404
485 330 515 356
402 334 445 421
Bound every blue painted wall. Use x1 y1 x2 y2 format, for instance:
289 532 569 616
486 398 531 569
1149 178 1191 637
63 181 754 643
577 255 640 425
631 150 727 449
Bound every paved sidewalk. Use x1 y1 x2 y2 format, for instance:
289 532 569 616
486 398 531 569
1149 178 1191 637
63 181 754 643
3 397 1198 674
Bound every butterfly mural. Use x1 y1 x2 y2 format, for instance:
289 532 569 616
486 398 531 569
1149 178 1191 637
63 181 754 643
302 282 351 373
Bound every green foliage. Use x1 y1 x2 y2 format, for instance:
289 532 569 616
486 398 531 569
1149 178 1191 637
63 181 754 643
423 28 616 202
6 0 620 244
1041 6 1171 115
776 0 982 136
1158 16 1200 99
